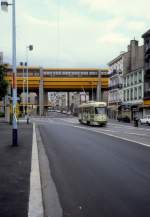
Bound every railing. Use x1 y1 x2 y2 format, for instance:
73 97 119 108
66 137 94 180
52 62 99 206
5 70 109 78
109 83 123 90
109 69 122 77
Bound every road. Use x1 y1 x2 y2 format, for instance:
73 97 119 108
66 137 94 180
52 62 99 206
33 113 150 217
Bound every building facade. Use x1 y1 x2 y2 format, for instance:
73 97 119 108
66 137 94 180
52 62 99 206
0 52 3 64
142 30 150 115
122 40 144 120
108 39 144 121
108 54 124 119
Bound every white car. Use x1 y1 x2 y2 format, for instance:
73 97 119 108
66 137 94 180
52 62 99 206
140 115 150 125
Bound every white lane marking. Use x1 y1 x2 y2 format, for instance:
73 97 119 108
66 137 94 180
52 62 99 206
128 132 148 136
108 123 150 131
99 129 118 133
32 118 150 147
28 123 44 217
73 125 150 148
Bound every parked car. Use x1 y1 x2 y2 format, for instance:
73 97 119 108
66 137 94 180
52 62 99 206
117 115 130 123
140 115 150 125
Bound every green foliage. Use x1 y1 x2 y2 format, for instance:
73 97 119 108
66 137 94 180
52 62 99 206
0 64 8 100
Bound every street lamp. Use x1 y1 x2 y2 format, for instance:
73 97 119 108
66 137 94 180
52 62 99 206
26 45 33 124
1 0 18 146
20 62 27 116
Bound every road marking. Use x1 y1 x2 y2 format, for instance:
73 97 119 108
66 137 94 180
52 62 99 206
32 118 150 147
73 125 150 148
108 123 150 131
128 132 148 136
28 123 44 217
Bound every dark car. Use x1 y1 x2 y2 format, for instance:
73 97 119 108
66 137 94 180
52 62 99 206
117 115 130 123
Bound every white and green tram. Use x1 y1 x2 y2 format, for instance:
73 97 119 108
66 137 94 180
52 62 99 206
78 101 107 126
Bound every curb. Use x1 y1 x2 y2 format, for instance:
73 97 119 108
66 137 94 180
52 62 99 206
36 125 63 217
28 123 44 217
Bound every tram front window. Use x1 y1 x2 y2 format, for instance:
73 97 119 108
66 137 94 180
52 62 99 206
95 107 106 114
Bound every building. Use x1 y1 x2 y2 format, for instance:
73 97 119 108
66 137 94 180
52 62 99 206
108 53 124 119
142 30 150 115
108 39 144 121
0 52 3 64
122 40 144 120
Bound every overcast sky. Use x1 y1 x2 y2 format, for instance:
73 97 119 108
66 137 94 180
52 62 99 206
0 0 149 68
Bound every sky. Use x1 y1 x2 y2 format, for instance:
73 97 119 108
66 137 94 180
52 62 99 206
0 0 150 68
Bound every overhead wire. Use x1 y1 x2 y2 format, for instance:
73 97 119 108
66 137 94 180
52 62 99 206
56 0 61 69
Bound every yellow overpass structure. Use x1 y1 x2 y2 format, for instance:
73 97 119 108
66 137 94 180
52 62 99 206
5 67 109 115
5 67 109 91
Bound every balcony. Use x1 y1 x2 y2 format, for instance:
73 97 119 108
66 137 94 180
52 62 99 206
110 69 118 77
109 83 123 90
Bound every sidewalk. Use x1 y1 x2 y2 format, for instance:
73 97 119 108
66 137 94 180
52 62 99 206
108 118 150 129
0 123 33 217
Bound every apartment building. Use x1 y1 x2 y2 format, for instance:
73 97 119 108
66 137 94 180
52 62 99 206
108 39 144 120
122 40 144 120
0 52 3 64
142 30 150 115
108 53 124 119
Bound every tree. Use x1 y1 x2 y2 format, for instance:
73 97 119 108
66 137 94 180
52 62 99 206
0 64 8 100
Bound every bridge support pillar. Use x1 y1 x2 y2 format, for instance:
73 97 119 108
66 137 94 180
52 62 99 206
39 67 44 116
67 92 70 111
89 89 96 101
44 91 48 116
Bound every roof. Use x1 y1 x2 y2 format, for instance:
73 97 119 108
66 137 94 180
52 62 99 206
79 101 107 108
107 52 127 66
142 29 150 38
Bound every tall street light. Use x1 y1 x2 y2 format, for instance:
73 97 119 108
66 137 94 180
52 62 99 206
1 0 18 146
20 61 27 116
26 45 33 124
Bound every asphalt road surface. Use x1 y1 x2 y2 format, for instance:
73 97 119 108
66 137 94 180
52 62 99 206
34 114 150 217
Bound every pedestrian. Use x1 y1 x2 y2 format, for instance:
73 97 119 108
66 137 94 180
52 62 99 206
134 115 139 127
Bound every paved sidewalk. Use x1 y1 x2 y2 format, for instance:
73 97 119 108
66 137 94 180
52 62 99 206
0 123 33 217
108 118 150 129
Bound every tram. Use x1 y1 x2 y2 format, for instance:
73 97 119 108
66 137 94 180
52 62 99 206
78 101 107 126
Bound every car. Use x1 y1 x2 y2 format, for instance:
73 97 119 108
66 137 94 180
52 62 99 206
117 115 130 123
140 115 150 125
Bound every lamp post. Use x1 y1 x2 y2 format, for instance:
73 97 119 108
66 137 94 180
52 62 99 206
26 45 33 124
1 0 18 146
20 62 27 116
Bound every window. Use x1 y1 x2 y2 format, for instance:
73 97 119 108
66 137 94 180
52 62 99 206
131 74 133 85
124 90 126 101
138 86 142 99
127 76 129 86
134 73 137 84
95 107 106 114
134 87 137 100
138 71 142 83
123 77 126 87
131 88 133 100
127 89 129 101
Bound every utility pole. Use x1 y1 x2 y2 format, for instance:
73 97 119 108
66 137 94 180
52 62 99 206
12 0 18 145
20 62 27 116
1 0 18 145
26 45 33 124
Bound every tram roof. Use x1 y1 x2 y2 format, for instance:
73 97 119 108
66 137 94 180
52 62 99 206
78 101 107 108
